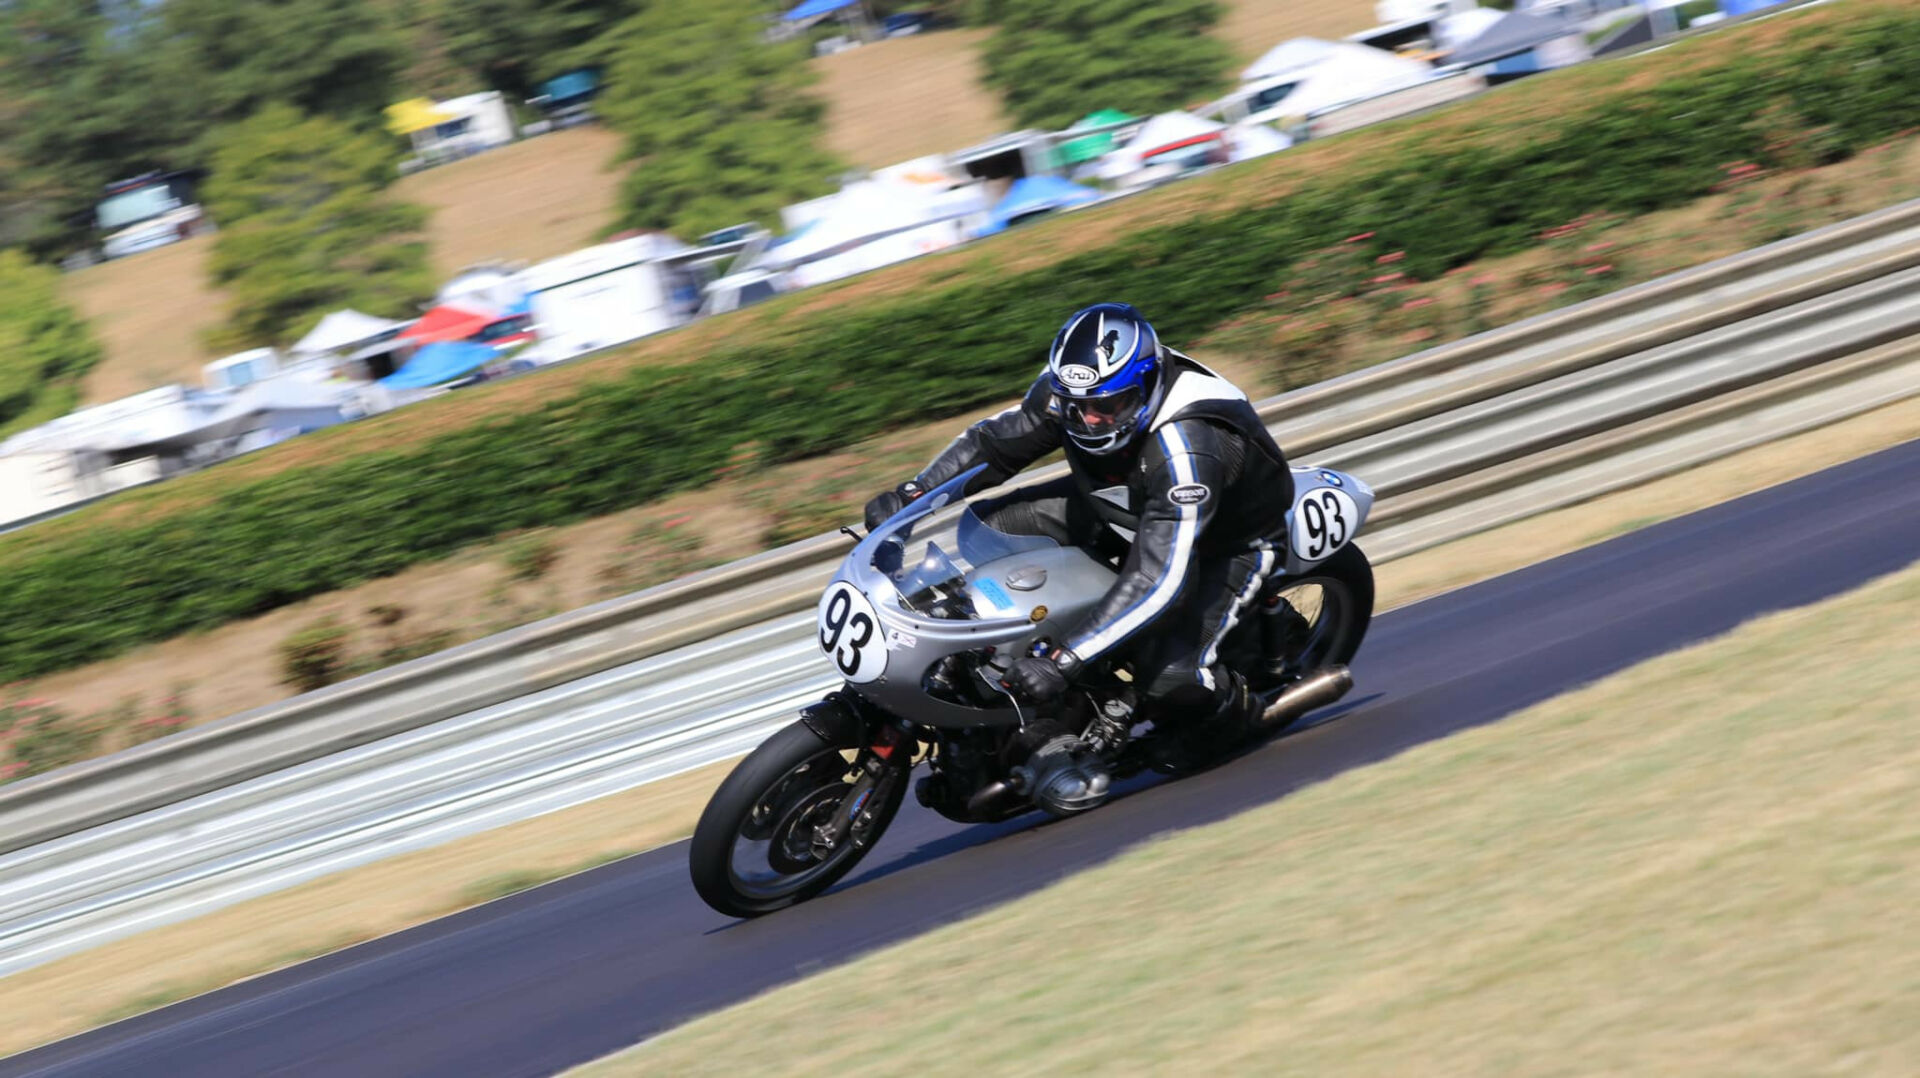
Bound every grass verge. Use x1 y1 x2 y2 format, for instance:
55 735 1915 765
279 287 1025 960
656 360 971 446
1 410 1914 1057
577 561 1920 1075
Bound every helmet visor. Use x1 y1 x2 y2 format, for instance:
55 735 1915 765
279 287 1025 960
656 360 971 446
1062 385 1144 442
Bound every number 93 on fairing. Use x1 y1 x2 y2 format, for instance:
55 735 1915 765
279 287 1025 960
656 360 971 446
816 581 887 683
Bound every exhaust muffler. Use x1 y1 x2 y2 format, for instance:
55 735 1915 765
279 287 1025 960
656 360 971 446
1259 665 1353 729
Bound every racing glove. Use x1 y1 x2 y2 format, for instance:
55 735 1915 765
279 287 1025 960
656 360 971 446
1000 648 1081 705
863 479 926 532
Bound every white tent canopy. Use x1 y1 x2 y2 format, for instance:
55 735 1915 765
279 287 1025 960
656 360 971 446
1227 121 1293 162
1094 111 1227 179
1241 37 1341 82
1435 6 1505 51
1253 43 1432 119
290 309 407 357
758 178 985 271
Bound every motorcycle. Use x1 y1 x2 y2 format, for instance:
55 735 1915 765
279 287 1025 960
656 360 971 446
690 463 1376 917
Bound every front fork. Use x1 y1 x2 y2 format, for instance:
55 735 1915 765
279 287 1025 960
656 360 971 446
810 718 914 859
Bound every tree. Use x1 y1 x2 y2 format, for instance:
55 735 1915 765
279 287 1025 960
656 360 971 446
158 0 408 130
0 251 104 438
0 1 206 254
432 0 638 100
202 105 432 348
981 0 1232 129
599 0 844 239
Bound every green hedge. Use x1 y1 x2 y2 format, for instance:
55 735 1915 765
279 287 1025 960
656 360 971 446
4 2 1920 681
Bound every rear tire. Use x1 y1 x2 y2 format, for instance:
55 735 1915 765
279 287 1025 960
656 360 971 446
1261 543 1373 719
690 720 908 918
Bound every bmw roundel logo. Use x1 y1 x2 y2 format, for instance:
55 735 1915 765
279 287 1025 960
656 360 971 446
1319 470 1344 487
1057 364 1100 388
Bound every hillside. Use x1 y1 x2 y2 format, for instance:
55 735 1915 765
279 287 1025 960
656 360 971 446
807 1 1380 169
392 125 627 276
57 127 629 403
62 235 227 403
811 28 1011 168
57 0 1378 403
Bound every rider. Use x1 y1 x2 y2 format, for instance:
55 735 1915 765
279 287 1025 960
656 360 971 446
863 302 1295 813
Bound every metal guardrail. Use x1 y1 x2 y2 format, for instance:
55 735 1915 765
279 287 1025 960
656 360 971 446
1 200 1918 975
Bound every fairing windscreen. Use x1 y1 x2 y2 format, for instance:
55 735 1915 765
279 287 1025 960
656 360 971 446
866 468 1057 619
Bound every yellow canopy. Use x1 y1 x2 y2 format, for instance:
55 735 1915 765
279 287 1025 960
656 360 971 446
384 98 457 136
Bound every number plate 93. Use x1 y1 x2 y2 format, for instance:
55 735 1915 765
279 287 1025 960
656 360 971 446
1290 485 1358 563
817 581 887 683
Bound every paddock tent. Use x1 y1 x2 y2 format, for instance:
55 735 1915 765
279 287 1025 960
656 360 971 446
290 309 407 358
1240 37 1341 82
783 0 861 19
380 340 498 389
1448 10 1582 67
1093 111 1228 180
1258 44 1433 118
975 176 1101 236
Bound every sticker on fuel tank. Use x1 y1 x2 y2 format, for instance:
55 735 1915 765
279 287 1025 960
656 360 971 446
974 578 1016 611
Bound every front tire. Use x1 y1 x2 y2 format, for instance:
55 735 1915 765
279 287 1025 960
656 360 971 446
690 720 908 918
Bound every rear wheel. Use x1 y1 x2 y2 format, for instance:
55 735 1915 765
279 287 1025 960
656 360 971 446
689 720 909 918
1262 542 1374 691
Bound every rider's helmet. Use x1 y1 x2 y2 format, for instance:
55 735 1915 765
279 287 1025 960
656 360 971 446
1047 302 1166 455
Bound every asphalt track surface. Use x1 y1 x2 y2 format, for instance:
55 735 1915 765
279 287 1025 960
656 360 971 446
8 439 1919 1078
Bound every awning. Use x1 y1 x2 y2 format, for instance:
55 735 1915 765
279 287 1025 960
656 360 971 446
783 0 860 21
385 98 457 137
400 305 495 345
380 341 496 390
290 309 408 356
1241 37 1341 82
977 176 1101 236
1449 11 1575 67
1059 110 1139 165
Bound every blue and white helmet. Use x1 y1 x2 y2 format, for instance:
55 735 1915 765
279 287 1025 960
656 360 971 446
1048 302 1165 454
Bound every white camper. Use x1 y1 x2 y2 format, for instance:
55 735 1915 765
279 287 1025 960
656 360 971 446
518 235 706 361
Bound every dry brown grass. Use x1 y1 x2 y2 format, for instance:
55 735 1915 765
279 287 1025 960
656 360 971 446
394 126 628 276
5 401 1917 1055
812 29 1010 168
60 235 227 404
53 128 626 413
1218 0 1382 62
582 563 1920 1077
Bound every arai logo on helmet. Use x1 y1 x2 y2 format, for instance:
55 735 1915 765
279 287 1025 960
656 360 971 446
1057 364 1100 388
1168 483 1210 506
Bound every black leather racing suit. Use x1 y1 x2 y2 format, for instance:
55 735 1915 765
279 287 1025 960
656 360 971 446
913 352 1294 714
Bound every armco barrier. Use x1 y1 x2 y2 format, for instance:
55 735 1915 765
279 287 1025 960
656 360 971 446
0 202 1917 974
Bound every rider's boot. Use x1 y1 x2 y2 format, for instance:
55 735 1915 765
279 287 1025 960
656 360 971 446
1149 671 1263 774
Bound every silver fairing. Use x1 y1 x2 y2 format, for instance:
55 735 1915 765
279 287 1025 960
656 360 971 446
818 463 1373 727
829 472 1117 727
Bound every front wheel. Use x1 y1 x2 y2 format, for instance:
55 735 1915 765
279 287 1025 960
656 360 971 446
689 720 909 918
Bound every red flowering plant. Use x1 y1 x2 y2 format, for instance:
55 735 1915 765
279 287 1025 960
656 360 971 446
0 690 100 781
129 687 197 747
1519 212 1630 306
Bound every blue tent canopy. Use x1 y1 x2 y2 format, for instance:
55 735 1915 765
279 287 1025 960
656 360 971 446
381 340 497 390
539 70 598 104
977 176 1101 237
784 0 860 21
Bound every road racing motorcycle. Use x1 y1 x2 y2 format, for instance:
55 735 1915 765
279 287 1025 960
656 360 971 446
690 463 1375 917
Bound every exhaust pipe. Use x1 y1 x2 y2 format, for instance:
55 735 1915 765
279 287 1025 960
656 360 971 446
1260 665 1353 729
965 779 1028 822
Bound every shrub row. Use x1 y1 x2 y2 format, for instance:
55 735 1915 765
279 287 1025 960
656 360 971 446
4 2 1920 681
